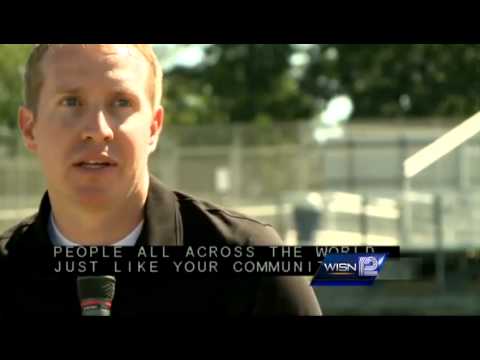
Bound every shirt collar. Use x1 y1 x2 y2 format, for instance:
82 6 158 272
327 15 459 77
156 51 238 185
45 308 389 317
48 212 144 247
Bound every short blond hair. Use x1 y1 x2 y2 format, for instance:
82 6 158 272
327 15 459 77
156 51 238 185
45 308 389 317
24 44 163 112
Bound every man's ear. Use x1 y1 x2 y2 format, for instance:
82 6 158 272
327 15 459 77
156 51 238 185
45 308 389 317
148 106 164 153
18 106 37 153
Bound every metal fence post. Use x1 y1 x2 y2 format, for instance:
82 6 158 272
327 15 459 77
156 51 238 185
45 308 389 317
230 125 243 202
347 135 356 192
171 143 179 190
458 144 470 191
360 195 369 244
398 136 409 189
433 194 446 291
400 176 412 248
297 122 309 191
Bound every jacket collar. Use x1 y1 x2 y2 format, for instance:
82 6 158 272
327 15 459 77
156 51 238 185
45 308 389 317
138 175 181 246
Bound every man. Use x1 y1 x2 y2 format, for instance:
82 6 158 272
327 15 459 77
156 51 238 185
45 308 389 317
0 44 321 316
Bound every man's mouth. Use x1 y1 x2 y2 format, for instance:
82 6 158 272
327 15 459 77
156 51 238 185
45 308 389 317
74 160 117 169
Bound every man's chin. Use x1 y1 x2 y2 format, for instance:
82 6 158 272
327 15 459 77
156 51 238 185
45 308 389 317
73 188 118 209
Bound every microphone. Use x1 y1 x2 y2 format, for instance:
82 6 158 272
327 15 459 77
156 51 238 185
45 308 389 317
77 275 116 316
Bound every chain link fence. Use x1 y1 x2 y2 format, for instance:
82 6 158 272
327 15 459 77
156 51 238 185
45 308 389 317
3 120 480 313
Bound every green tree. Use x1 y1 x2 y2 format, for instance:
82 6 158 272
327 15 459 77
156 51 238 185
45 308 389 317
300 44 480 121
163 44 314 125
0 45 33 130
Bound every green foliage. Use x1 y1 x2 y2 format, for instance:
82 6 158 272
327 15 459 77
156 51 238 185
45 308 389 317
163 45 314 125
3 44 480 134
163 44 480 126
300 44 480 119
0 45 33 129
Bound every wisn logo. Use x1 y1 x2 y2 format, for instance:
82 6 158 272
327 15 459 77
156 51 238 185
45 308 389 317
311 253 388 286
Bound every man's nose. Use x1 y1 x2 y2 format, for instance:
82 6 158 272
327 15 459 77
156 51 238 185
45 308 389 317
81 109 114 143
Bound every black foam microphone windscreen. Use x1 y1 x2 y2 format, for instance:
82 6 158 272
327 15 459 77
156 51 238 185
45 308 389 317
77 275 116 316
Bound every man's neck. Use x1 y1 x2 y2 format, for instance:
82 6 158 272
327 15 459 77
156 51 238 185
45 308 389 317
47 184 148 246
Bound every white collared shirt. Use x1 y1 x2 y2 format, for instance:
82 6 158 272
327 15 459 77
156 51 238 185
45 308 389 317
48 212 143 247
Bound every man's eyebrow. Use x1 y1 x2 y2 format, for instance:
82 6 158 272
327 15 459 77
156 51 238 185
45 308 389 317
54 86 84 95
111 88 140 98
52 85 141 98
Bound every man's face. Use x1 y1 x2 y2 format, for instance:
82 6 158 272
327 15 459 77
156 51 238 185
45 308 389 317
19 45 163 210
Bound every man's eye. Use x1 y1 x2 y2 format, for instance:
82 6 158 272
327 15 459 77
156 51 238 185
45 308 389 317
113 98 132 108
61 97 81 107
